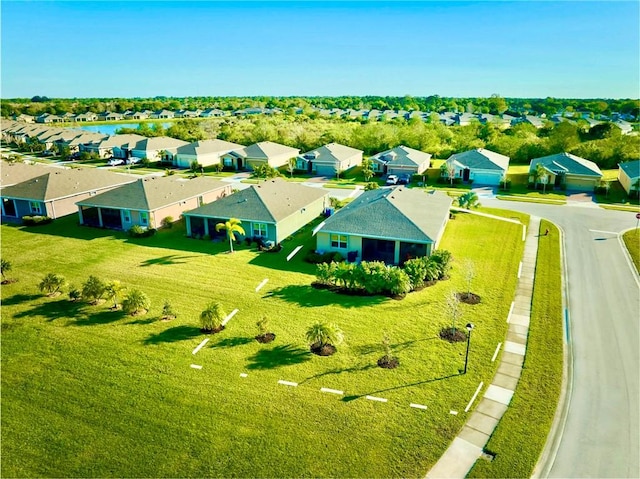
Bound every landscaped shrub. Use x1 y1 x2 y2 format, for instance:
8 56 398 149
359 261 389 294
129 225 157 238
82 275 106 304
39 273 65 296
304 250 344 264
122 289 150 316
161 216 174 229
22 215 53 226
385 267 411 296
499 180 512 191
200 302 225 333
430 249 453 279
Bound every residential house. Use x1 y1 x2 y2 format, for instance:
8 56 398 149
128 111 149 120
200 108 226 118
617 160 640 196
130 136 189 162
613 120 633 135
445 148 510 185
36 113 63 124
370 145 432 176
0 160 54 189
220 141 300 171
74 112 98 122
183 178 328 244
61 112 77 122
1 168 135 222
315 187 452 265
77 175 231 230
105 112 124 121
296 143 364 177
512 115 545 128
12 114 35 123
529 152 602 191
151 110 175 119
174 139 245 169
80 134 147 159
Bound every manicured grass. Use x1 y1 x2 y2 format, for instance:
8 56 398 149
622 228 640 273
1 212 524 477
601 204 640 212
497 195 566 205
468 220 563 478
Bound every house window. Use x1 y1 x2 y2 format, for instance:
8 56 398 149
140 212 148 226
330 234 347 249
122 210 131 223
223 157 233 167
253 223 267 237
29 201 42 214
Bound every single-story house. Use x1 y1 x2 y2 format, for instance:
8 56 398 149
75 112 98 122
315 187 452 265
36 113 64 124
174 139 245 169
130 137 189 162
220 141 300 171
105 112 124 121
1 168 136 222
183 178 329 244
0 160 54 188
445 148 510 185
529 152 603 191
296 143 364 177
12 114 35 123
80 134 147 159
370 145 432 176
618 160 640 196
151 110 175 119
200 108 226 118
127 111 149 120
76 176 231 230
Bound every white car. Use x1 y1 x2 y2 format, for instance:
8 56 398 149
107 158 124 166
386 174 399 185
126 157 141 165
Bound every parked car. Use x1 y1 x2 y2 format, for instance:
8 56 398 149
398 174 411 185
126 157 141 165
386 174 399 185
108 158 124 166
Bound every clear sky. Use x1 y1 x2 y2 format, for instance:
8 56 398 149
1 1 638 99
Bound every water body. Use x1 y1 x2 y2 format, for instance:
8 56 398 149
70 122 172 136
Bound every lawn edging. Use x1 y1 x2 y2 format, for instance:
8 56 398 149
496 195 566 205
620 228 640 277
467 219 565 478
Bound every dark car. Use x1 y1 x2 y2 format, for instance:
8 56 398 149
397 174 411 185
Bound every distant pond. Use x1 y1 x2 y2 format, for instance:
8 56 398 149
68 122 172 136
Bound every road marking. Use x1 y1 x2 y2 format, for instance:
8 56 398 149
240 373 248 378
286 245 303 261
465 381 484 412
255 278 269 292
278 380 298 387
221 309 238 326
506 301 514 323
192 338 209 355
491 343 502 362
320 387 343 395
450 410 458 415
588 229 618 235
190 364 202 370
522 224 526 241
312 221 326 236
410 403 428 410
517 262 522 278
366 395 388 403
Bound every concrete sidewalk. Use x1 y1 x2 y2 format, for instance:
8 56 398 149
426 216 541 478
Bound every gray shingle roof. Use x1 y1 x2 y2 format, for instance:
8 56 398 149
319 187 452 243
0 161 56 188
240 141 300 160
300 143 363 164
618 160 640 180
371 145 432 168
1 168 136 201
133 136 189 151
447 148 510 172
76 176 229 211
530 152 602 177
176 139 245 156
184 178 328 223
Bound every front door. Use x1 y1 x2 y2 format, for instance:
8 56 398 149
237 158 243 170
2 198 17 217
463 168 470 181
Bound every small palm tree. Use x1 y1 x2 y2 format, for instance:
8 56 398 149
105 280 125 309
200 302 226 332
82 275 106 304
122 289 150 316
305 322 343 349
162 300 176 320
457 191 480 209
1 259 12 281
39 273 65 296
216 218 245 253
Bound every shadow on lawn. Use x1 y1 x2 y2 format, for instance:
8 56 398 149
264 285 386 308
246 344 311 370
13 297 84 321
139 254 198 267
352 336 438 355
143 325 201 345
2 293 42 306
74 309 127 326
342 373 461 402
299 363 376 385
211 336 254 348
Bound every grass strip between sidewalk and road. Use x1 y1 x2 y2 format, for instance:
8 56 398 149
468 219 563 478
622 228 640 274
496 195 566 205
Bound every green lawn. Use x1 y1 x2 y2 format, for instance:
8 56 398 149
468 220 563 478
622 228 640 274
1 212 524 478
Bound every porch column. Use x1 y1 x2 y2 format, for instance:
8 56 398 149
97 208 104 228
78 207 84 225
185 216 192 236
394 241 400 265
203 218 209 236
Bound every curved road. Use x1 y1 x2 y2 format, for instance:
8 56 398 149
482 198 639 478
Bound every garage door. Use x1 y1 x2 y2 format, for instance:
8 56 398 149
315 164 336 177
565 177 597 191
471 171 501 185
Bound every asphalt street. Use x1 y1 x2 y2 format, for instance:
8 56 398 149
482 198 640 478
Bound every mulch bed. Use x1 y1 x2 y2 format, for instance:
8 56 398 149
456 292 482 305
1 279 18 285
439 328 468 343
129 308 148 317
377 356 399 369
200 325 225 334
161 315 176 322
310 342 337 356
255 332 276 344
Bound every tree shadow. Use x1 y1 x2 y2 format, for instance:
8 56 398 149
211 336 254 348
74 309 127 326
143 325 202 345
341 373 461 402
139 254 198 267
1 293 42 306
126 316 159 325
299 363 376 385
13 298 84 321
245 344 312 370
264 285 386 308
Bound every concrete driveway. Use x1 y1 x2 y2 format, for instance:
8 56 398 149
482 198 639 478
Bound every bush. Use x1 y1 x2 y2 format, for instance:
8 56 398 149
22 215 53 226
68 285 81 302
161 216 174 229
386 268 412 296
364 182 379 191
430 249 453 279
129 225 156 238
200 302 225 332
39 273 65 295
305 250 344 264
82 275 106 304
499 180 512 191
122 289 150 315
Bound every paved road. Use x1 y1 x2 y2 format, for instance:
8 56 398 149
482 198 639 478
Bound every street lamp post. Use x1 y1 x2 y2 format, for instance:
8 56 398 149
464 323 474 374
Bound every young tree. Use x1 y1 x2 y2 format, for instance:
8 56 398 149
122 289 150 315
441 162 456 185
82 275 106 304
39 273 65 296
287 157 297 178
361 158 374 182
463 259 475 296
305 322 343 350
200 302 225 332
445 290 461 336
105 280 125 309
162 299 176 320
68 284 81 302
456 191 480 209
536 163 549 193
190 160 202 175
215 218 246 253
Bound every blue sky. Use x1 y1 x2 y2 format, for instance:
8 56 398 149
1 1 638 98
